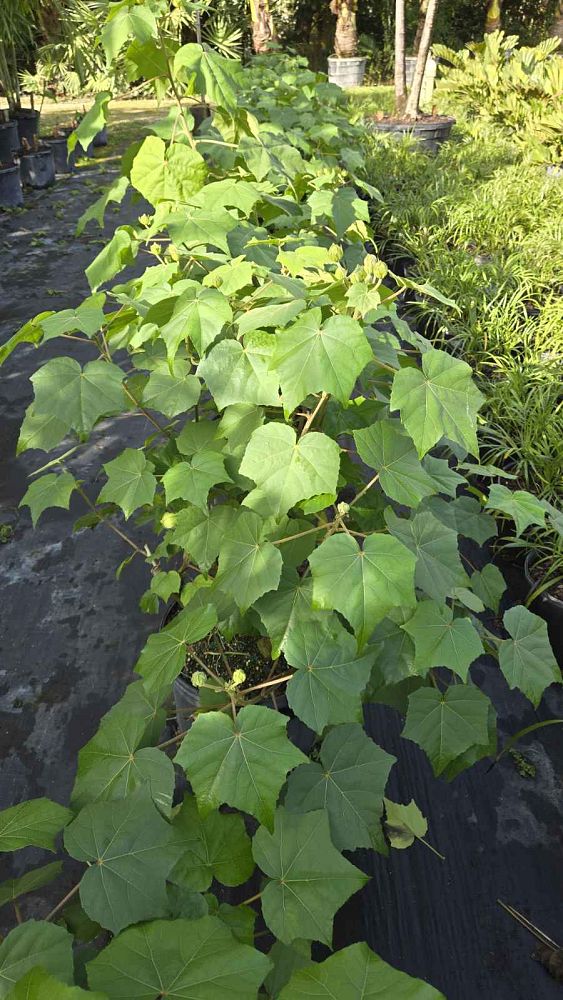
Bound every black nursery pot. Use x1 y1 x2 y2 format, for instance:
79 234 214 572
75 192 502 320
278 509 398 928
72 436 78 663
368 115 456 155
10 108 40 148
44 136 76 174
190 103 212 134
19 146 56 189
524 553 563 669
0 162 24 208
93 125 108 147
0 120 19 161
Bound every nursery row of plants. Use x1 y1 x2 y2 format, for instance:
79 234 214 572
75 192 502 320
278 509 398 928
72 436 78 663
365 31 563 603
0 9 561 1000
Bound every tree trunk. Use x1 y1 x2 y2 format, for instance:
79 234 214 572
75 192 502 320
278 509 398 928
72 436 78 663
330 0 358 58
404 0 439 118
394 0 407 114
249 0 276 54
485 0 503 33
413 0 429 55
551 0 563 47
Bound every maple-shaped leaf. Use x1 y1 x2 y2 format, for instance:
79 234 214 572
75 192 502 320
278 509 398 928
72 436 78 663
175 705 307 828
0 799 72 854
390 347 483 458
308 533 416 647
253 808 368 946
197 333 281 410
97 448 156 519
162 453 232 510
216 510 282 610
0 923 73 999
485 483 547 536
272 308 372 415
354 418 436 507
402 600 484 681
402 685 491 776
385 508 468 602
285 723 395 852
135 602 217 693
498 605 560 707
20 472 77 527
239 423 340 519
169 796 254 892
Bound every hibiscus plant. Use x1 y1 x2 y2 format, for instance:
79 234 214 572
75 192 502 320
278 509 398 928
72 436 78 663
0 4 560 998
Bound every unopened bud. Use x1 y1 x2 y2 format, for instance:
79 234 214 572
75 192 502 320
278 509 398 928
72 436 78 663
191 671 207 688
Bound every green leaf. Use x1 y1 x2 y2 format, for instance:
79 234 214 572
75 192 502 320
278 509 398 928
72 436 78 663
130 136 207 206
64 791 181 934
175 705 307 828
0 863 62 909
177 421 225 457
498 606 560 707
0 315 48 367
255 568 317 659
383 799 428 850
101 2 157 62
402 601 484 680
402 685 491 776
385 508 468 603
142 362 201 417
175 44 238 109
166 505 236 571
40 294 106 341
197 333 281 410
253 808 368 946
20 472 77 527
309 186 370 237
354 419 437 507
308 533 416 647
279 941 445 999
0 799 72 853
422 496 497 545
470 564 506 614
86 228 138 291
239 423 340 519
0 923 73 999
67 92 110 154
194 178 262 215
154 286 232 360
236 300 306 337
98 448 156 519
390 348 483 458
77 175 129 235
265 941 312 998
6 969 105 1000
422 455 465 497
135 602 217 693
284 616 375 733
216 510 283 610
169 796 254 892
162 453 232 510
87 916 270 999
218 403 264 457
273 308 372 415
17 407 69 455
168 208 239 255
485 484 547 536
285 723 395 852
71 710 174 815
30 357 125 439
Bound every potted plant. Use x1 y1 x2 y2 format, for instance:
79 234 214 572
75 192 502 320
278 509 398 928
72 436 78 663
0 8 560 994
0 0 41 147
18 135 56 189
328 0 367 88
0 155 23 207
368 0 455 152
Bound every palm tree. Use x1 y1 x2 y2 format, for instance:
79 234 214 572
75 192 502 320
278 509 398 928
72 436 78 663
330 0 358 58
249 0 276 54
485 0 503 33
394 0 406 113
404 0 439 118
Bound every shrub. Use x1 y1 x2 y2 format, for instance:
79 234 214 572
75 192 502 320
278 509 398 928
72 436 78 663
0 10 560 997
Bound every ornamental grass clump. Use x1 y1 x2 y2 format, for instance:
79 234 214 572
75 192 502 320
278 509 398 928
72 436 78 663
0 7 560 998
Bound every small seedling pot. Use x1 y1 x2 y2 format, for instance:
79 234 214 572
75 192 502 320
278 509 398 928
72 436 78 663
10 108 40 148
327 56 367 89
367 115 456 155
93 125 108 147
0 161 24 208
19 145 56 189
0 121 19 160
44 136 76 174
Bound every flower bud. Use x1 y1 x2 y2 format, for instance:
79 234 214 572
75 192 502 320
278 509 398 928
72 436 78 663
191 671 207 688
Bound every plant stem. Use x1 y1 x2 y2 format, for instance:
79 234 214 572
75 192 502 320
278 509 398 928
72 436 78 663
240 891 262 907
349 472 380 508
122 383 172 439
13 901 22 924
417 836 445 861
45 882 80 922
273 523 332 546
73 483 146 558
300 392 329 437
239 673 293 695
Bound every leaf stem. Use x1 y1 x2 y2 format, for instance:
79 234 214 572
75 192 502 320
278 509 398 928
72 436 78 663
45 882 80 922
73 483 147 558
299 392 329 437
240 891 262 907
417 836 445 861
239 673 293 695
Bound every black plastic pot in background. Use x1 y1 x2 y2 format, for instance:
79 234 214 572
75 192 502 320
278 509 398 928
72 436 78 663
93 126 108 148
367 116 456 155
190 103 212 134
19 146 56 189
524 552 563 669
0 121 19 161
10 108 40 149
0 162 24 208
44 136 76 174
